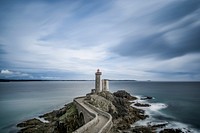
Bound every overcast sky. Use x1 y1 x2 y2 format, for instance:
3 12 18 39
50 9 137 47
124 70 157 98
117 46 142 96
0 0 200 81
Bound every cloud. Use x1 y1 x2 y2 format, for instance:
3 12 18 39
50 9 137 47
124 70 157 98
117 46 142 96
0 69 13 74
0 0 200 80
0 69 31 79
152 0 200 24
111 24 200 59
111 1 200 60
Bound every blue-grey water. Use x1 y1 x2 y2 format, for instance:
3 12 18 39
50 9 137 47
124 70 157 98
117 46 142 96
0 81 200 133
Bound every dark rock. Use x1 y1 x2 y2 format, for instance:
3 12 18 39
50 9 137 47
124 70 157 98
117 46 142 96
134 103 151 107
17 118 43 127
132 126 154 133
150 122 168 129
96 90 149 132
113 90 137 100
159 128 183 133
139 109 145 114
17 102 80 133
141 96 153 100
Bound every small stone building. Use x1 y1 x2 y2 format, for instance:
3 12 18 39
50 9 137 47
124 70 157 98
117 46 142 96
92 69 109 93
102 79 109 92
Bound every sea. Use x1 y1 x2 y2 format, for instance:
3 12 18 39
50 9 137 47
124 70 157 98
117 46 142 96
0 81 200 133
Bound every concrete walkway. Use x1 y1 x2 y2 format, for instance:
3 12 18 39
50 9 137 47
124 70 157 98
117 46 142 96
75 97 109 133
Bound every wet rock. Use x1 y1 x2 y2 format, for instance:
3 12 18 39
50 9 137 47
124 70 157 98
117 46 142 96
151 122 168 128
17 118 43 127
141 96 153 100
134 103 151 107
159 128 183 133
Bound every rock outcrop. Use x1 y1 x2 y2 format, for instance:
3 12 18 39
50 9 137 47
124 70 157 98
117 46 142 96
113 90 137 100
88 90 148 132
134 103 151 107
141 96 153 100
17 102 81 133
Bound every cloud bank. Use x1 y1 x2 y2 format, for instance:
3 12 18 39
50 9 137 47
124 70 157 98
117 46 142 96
0 0 200 81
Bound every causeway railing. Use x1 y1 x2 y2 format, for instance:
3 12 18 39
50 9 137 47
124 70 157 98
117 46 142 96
73 96 112 133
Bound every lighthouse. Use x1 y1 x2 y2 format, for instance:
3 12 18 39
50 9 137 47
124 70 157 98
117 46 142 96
95 69 102 93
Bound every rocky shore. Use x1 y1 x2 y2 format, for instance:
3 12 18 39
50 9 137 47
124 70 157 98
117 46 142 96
17 103 82 133
17 90 184 133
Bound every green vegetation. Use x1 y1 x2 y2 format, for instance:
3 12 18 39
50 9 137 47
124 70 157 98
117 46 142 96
59 103 77 121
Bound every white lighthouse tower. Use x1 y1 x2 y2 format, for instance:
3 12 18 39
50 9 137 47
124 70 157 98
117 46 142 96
95 69 102 93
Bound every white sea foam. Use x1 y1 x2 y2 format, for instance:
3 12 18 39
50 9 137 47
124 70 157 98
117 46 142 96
133 117 166 127
148 103 168 111
132 95 167 112
36 117 49 123
156 121 200 133
132 95 169 128
133 116 200 133
132 95 200 133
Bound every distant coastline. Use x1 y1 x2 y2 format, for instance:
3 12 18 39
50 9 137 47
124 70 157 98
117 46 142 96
0 79 93 82
1 79 200 82
0 79 137 82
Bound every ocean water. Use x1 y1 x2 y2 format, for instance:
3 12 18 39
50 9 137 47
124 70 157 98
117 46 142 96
109 81 200 132
0 81 200 133
0 81 93 133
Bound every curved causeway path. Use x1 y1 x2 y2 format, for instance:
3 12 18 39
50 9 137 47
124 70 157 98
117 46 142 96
74 97 112 133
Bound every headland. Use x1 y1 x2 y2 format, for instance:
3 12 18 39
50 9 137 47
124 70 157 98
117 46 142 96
17 70 185 133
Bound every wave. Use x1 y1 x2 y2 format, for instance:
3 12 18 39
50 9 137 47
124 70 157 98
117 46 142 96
132 95 168 113
156 121 200 133
148 103 167 111
36 117 49 123
132 95 200 133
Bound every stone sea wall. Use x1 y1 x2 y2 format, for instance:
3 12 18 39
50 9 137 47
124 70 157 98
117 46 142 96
73 97 98 133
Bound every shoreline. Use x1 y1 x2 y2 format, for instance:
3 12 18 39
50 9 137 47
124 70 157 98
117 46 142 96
131 95 200 133
17 90 147 132
16 90 190 133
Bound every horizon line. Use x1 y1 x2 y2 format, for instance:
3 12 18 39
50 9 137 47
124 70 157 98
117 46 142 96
0 79 199 82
